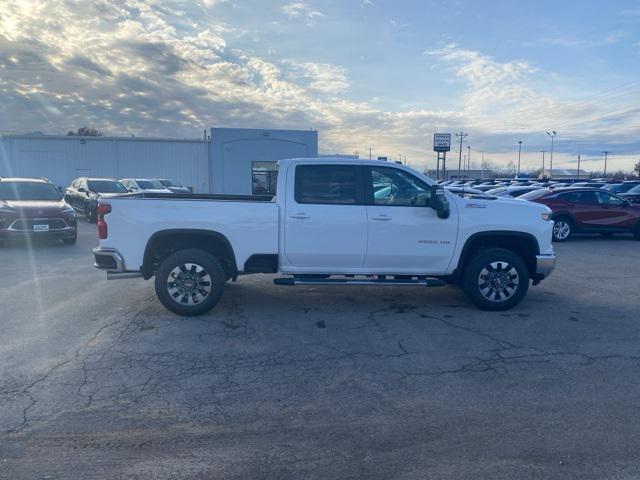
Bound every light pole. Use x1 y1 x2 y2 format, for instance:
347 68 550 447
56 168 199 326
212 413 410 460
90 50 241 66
467 145 471 175
546 131 556 178
602 150 610 177
517 140 522 177
540 150 546 178
577 154 581 180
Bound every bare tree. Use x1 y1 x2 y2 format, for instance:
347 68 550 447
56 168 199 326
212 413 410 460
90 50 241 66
67 127 103 137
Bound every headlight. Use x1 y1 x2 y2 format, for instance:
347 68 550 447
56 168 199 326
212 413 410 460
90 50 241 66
541 212 551 221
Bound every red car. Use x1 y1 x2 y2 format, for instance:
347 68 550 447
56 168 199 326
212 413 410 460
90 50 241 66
521 187 640 242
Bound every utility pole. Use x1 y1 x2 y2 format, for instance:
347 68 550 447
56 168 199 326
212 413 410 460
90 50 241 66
481 151 485 179
456 131 468 179
467 145 471 175
539 150 546 177
546 131 557 178
602 150 610 177
577 154 581 179
517 140 522 177
368 146 372 160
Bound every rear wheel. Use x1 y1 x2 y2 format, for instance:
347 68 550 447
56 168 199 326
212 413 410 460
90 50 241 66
463 248 529 311
552 217 572 242
155 249 225 316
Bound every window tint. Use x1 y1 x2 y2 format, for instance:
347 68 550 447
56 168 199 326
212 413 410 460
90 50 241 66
627 184 640 194
137 180 164 189
370 167 430 206
0 182 62 201
558 191 596 203
595 191 625 206
295 165 358 205
87 180 128 193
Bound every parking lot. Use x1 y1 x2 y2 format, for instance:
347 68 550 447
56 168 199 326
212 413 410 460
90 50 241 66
1 222 640 479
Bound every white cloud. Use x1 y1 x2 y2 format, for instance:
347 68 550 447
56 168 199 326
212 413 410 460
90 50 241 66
281 2 324 20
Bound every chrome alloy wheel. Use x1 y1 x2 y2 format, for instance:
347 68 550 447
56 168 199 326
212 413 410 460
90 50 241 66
167 263 212 305
477 261 520 302
553 221 571 240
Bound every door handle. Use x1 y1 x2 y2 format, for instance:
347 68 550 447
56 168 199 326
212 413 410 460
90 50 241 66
371 215 392 221
290 213 310 219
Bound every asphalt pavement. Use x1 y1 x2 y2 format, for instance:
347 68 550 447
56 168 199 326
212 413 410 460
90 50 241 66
1 221 640 479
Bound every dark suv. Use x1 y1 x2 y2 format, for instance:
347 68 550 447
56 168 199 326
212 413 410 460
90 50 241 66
521 187 640 241
0 177 77 245
64 178 128 222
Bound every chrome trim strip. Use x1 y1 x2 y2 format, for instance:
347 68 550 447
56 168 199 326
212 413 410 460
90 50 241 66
7 218 71 232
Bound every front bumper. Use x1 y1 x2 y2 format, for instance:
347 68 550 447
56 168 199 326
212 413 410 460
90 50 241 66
535 253 556 279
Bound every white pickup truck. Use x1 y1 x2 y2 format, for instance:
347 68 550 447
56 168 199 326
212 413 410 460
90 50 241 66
93 158 556 315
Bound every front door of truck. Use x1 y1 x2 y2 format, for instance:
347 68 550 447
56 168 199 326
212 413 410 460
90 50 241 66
364 166 457 274
283 164 367 270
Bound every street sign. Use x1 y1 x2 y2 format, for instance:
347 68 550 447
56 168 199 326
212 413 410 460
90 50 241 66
433 133 451 152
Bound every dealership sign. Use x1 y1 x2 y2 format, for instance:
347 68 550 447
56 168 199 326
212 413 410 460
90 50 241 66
433 133 451 152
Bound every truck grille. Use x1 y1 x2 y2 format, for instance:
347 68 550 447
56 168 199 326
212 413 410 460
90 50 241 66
8 218 68 231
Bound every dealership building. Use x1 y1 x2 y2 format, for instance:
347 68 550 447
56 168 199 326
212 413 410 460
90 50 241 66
0 127 318 195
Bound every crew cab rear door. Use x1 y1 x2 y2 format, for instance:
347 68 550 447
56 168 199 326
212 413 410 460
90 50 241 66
363 166 457 274
282 164 367 270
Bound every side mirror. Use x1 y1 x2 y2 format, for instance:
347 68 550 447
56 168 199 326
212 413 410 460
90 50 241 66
430 185 450 219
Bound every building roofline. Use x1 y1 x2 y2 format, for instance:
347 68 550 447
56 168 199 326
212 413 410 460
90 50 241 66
0 134 209 144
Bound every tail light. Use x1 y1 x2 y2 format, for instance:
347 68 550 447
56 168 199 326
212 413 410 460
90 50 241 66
97 204 111 239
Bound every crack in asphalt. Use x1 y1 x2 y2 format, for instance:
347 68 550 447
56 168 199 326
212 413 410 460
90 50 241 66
3 298 640 435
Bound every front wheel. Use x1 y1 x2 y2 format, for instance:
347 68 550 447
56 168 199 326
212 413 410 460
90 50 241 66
552 218 572 242
155 249 225 316
462 248 529 311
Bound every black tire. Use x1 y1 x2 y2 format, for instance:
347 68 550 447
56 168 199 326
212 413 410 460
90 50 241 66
155 249 225 316
552 217 572 242
63 236 77 245
462 248 530 311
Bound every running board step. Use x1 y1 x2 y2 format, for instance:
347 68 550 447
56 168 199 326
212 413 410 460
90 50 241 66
274 277 446 287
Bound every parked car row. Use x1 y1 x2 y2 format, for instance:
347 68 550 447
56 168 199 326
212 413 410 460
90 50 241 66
64 177 192 222
0 175 192 247
439 177 640 242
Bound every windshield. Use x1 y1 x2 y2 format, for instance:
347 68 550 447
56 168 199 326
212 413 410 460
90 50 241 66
626 184 640 194
158 179 178 187
519 188 551 201
137 180 165 189
619 182 640 193
0 182 62 201
87 180 128 193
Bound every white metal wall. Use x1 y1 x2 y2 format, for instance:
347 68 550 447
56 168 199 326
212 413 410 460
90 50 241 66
0 135 210 192
210 128 318 195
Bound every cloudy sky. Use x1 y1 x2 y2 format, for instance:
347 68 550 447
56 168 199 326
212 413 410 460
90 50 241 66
2 0 640 172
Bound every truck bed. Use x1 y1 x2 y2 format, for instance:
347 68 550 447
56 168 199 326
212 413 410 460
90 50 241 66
100 194 280 273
